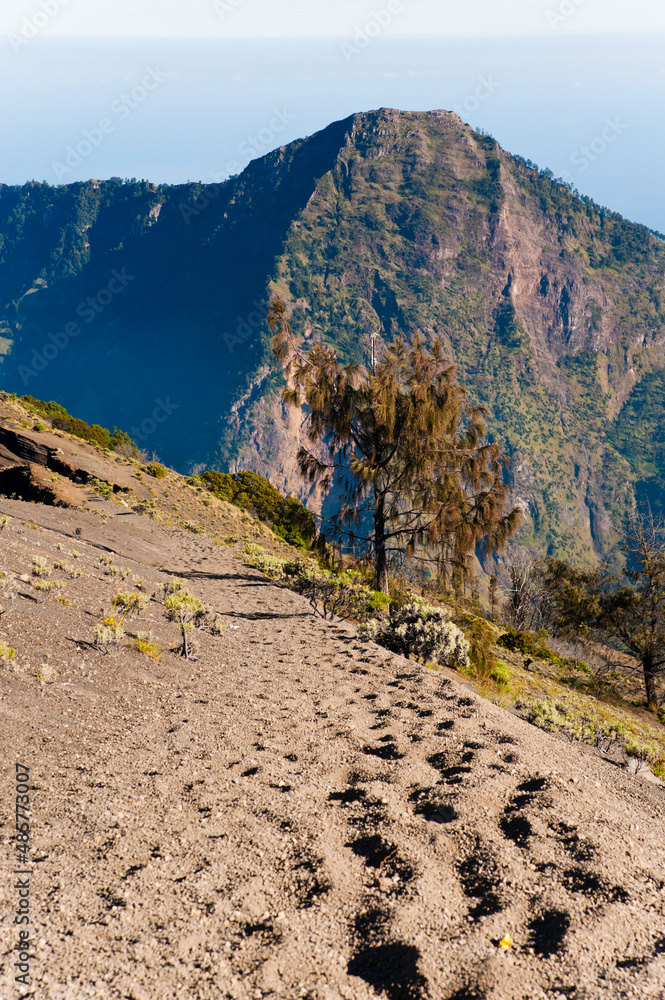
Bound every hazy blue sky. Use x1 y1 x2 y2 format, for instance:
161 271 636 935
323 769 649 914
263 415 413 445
2 0 664 38
1 2 665 229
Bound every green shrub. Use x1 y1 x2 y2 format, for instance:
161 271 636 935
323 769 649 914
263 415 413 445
21 396 138 455
200 470 316 544
54 559 81 578
90 478 113 499
146 462 167 479
34 579 64 592
491 661 511 688
273 523 309 549
282 561 389 622
93 623 124 646
132 632 163 660
516 696 569 731
157 577 187 600
165 589 209 618
36 663 57 683
31 556 50 577
112 591 148 618
455 614 498 678
200 470 234 503
657 706 665 726
497 626 560 663
165 587 212 658
0 640 16 663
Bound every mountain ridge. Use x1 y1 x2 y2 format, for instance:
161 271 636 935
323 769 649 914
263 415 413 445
2 108 665 567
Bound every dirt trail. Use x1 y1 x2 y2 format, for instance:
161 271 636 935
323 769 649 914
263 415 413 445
1 499 664 1000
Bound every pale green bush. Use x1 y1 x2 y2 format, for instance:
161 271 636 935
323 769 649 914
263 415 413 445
157 577 187 600
0 640 16 663
165 587 211 658
93 623 125 646
0 572 18 602
359 599 470 670
209 615 227 635
36 663 57 683
516 696 569 732
35 579 65 593
54 560 82 579
113 591 148 617
32 556 50 578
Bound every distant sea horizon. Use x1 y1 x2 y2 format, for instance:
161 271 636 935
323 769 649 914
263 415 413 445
1 34 664 231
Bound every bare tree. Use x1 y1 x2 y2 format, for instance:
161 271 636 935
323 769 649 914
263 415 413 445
546 508 665 707
505 549 550 631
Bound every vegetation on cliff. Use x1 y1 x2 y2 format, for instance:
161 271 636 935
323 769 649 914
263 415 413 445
2 110 665 570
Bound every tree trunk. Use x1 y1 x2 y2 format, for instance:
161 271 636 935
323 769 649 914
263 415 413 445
642 652 659 708
374 490 389 595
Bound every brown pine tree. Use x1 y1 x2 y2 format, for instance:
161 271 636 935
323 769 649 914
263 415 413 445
269 297 521 594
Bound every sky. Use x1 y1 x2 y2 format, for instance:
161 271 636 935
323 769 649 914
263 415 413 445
1 1 665 229
2 0 665 39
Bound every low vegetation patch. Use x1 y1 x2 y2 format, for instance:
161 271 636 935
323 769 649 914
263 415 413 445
491 661 511 689
35 579 65 593
31 556 50 578
113 591 148 617
199 470 316 549
93 623 125 647
131 632 163 661
36 663 57 684
0 640 16 664
497 626 561 664
515 690 665 776
21 395 139 455
146 462 167 479
242 545 389 621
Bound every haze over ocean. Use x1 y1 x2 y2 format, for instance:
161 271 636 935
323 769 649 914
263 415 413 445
1 34 664 232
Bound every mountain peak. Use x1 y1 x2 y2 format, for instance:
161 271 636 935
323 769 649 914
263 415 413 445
2 111 664 565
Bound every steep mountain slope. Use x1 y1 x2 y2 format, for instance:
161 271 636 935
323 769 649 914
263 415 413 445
2 109 665 565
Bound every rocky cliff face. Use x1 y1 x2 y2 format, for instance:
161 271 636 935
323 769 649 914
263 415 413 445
2 109 665 565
